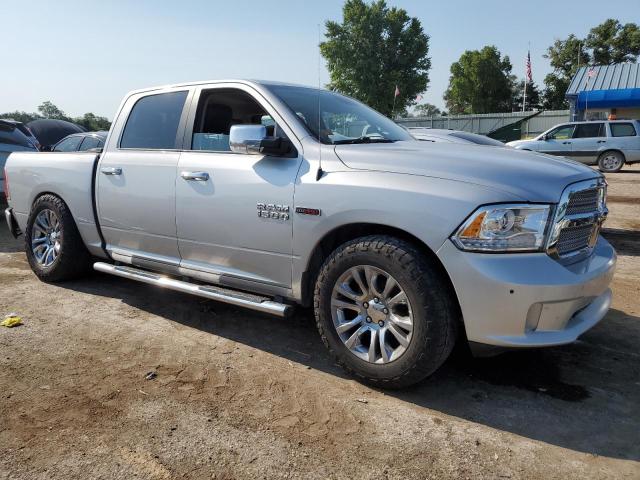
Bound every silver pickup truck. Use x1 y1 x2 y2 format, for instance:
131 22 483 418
3 80 616 387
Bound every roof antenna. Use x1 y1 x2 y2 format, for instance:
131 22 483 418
316 23 324 181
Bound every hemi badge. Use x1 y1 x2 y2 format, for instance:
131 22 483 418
295 207 321 216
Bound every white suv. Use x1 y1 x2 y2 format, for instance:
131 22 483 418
507 120 640 173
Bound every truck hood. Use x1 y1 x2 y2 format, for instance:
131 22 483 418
334 141 599 202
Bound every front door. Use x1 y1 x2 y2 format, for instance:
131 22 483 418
569 122 605 164
175 85 302 291
97 89 191 268
538 124 575 157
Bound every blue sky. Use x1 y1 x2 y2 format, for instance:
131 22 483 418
2 0 638 119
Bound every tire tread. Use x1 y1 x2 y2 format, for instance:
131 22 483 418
313 235 457 388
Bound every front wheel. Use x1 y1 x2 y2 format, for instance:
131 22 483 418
313 235 458 388
598 151 625 173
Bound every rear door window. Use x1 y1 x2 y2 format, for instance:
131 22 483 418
610 123 637 137
120 91 188 149
53 136 83 152
573 123 605 138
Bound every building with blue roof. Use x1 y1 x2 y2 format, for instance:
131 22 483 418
566 63 640 121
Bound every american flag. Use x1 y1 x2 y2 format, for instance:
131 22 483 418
525 51 532 83
394 85 400 97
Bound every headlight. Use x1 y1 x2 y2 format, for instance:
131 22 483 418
452 204 551 252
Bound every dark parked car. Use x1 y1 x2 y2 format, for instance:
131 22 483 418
0 119 40 150
407 128 506 146
26 118 86 151
1 120 38 196
52 131 108 152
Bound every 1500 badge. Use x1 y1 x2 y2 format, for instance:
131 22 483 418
257 203 290 221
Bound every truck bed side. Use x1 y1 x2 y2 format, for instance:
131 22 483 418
5 151 106 257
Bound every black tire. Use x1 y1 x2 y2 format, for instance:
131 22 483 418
313 235 458 388
25 194 92 282
597 150 625 173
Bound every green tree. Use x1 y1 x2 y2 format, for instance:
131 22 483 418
542 35 589 109
444 46 514 114
74 112 111 131
542 20 640 109
513 80 542 111
321 0 431 117
541 74 570 110
37 101 70 121
413 103 441 117
1 102 112 130
0 111 41 123
586 19 640 64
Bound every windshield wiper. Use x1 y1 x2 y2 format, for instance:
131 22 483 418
332 136 396 145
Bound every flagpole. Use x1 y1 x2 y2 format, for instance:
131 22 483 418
585 67 591 120
523 42 530 112
392 93 397 119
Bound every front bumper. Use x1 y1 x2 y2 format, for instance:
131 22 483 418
437 235 616 348
4 207 22 238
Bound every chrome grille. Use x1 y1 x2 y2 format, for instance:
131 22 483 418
547 178 607 262
565 188 599 216
556 224 595 256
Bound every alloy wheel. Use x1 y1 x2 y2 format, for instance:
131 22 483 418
330 265 413 364
31 209 62 267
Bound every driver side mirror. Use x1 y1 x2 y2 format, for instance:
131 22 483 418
229 125 292 156
540 134 548 141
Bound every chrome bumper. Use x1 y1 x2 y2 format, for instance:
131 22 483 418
4 207 21 238
437 235 616 348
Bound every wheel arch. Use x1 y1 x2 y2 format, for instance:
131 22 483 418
300 222 462 320
31 190 63 207
598 148 626 161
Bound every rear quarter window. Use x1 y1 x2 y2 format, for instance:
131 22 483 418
0 127 35 149
610 123 637 137
120 91 188 149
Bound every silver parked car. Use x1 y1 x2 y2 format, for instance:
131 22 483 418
408 127 506 146
4 80 615 387
507 120 640 173
52 131 108 152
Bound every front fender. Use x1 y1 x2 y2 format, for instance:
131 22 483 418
290 170 525 301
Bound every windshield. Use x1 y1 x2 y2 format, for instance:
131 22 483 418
267 85 414 145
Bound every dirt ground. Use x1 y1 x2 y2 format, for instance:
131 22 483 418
1 166 639 480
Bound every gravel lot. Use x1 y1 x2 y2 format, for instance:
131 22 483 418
1 166 639 479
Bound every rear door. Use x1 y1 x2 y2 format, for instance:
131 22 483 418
569 122 605 164
97 89 192 270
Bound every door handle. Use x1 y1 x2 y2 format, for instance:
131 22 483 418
562 141 572 145
101 167 122 175
597 140 607 143
181 171 210 181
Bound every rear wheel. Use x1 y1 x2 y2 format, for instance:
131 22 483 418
598 151 624 173
314 235 458 388
25 194 92 282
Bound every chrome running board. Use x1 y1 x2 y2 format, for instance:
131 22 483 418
93 262 292 317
